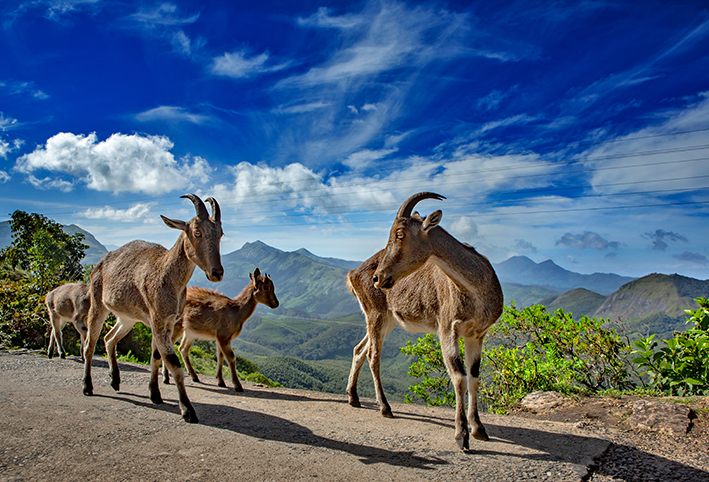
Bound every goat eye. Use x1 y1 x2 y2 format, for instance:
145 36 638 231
263 285 270 291
194 230 202 238
396 231 405 240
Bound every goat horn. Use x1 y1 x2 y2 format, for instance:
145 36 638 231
181 194 209 220
396 192 446 219
205 197 221 223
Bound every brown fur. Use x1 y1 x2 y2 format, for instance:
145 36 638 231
347 192 504 450
84 194 223 424
45 282 90 360
171 268 279 391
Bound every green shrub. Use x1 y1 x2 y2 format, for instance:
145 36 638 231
632 297 709 396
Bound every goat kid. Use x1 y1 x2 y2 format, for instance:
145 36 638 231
84 194 224 424
347 192 503 450
172 268 279 392
45 282 90 360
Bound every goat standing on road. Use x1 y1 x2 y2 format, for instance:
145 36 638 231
45 282 90 361
82 194 224 424
346 192 503 450
173 268 279 392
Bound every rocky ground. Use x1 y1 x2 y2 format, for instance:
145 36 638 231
0 350 707 482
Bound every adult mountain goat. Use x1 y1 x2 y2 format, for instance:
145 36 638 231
346 192 503 450
82 194 224 424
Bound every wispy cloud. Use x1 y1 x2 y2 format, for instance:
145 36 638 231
0 171 9 183
672 251 708 266
0 80 49 100
643 229 688 251
128 3 199 27
15 132 212 194
0 113 19 131
211 49 291 79
135 106 212 124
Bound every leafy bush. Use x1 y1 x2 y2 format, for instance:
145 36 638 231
400 303 634 413
632 297 709 396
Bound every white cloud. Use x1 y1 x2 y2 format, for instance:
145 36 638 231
79 203 154 223
343 148 397 170
128 3 199 27
0 113 19 131
0 137 23 158
210 50 290 79
15 132 211 194
0 80 49 100
584 93 709 195
275 102 332 114
446 216 479 243
135 106 211 124
297 7 364 29
361 103 378 112
0 171 9 183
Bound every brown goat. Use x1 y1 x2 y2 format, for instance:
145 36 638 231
45 282 90 360
347 192 504 450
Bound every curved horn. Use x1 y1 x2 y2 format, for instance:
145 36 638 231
205 197 221 223
180 193 209 219
396 192 446 219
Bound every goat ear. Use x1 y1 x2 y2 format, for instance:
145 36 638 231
422 210 442 232
253 267 261 279
411 211 424 221
161 215 187 231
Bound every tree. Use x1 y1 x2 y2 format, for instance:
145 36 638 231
0 210 88 291
0 211 89 350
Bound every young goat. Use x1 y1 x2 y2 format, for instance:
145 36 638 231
107 268 278 393
84 194 223 423
45 282 90 360
173 268 279 392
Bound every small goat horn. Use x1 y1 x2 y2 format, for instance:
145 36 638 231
181 194 209 220
396 192 446 219
205 197 221 223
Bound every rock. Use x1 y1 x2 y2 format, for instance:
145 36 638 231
626 400 694 435
520 391 566 412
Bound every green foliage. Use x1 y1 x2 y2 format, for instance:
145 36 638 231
400 334 462 406
400 303 634 413
0 279 49 349
631 297 709 396
0 211 88 292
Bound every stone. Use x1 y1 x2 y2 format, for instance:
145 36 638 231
626 400 694 435
520 390 567 412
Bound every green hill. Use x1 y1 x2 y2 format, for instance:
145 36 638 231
593 273 709 338
539 288 606 319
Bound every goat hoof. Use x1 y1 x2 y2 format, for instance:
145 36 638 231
233 386 244 393
191 376 200 383
182 407 198 424
217 380 227 388
110 376 120 392
456 433 470 451
83 386 93 396
349 399 361 408
381 408 394 419
60 353 66 359
472 428 489 441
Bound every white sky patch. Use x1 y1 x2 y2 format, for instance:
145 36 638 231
276 102 332 114
79 203 154 223
343 148 397 170
446 216 479 243
15 132 211 194
135 106 211 124
128 3 199 27
211 50 290 79
0 113 19 131
584 93 709 195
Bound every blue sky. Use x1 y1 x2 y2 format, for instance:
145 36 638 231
1 0 709 279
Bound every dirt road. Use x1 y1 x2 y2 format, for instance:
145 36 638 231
0 351 658 482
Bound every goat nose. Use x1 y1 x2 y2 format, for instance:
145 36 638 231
212 267 224 281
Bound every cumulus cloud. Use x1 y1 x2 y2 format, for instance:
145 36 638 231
212 161 396 216
14 132 211 194
210 50 290 79
672 251 708 266
643 229 688 251
513 239 537 253
556 231 622 250
78 203 154 222
135 106 211 124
